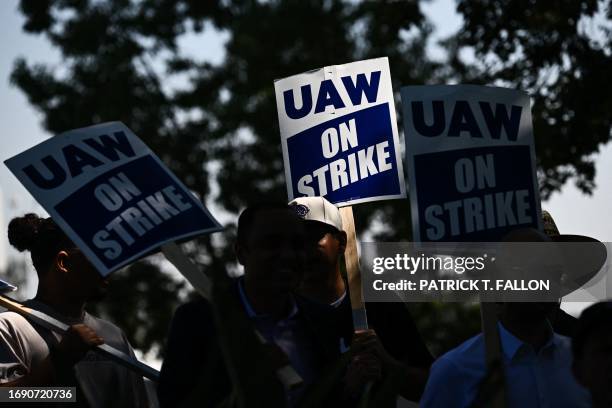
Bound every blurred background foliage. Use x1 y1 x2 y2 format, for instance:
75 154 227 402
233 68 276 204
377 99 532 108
8 0 612 358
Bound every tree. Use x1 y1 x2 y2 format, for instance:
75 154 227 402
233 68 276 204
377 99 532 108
447 0 612 198
10 0 612 357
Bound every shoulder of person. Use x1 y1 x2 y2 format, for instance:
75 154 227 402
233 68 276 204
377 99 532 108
421 336 487 408
0 311 44 342
0 311 50 367
432 332 486 376
0 311 31 328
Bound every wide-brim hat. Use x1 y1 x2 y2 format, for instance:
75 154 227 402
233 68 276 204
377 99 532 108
542 210 608 291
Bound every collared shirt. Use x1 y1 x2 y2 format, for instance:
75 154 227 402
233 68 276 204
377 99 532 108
421 322 591 408
237 279 318 393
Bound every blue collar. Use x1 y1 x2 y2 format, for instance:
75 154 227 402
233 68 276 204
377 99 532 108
498 321 559 361
237 277 299 320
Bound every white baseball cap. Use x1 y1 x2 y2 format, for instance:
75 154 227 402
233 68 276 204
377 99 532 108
288 196 343 231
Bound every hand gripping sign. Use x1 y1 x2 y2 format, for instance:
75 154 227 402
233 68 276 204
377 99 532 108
275 58 406 330
5 121 222 276
401 85 542 242
275 57 406 206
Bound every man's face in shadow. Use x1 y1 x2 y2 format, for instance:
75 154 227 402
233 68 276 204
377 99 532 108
302 221 346 283
239 209 306 295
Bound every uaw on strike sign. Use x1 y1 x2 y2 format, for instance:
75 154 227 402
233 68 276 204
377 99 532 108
274 57 406 206
401 85 542 242
5 122 222 276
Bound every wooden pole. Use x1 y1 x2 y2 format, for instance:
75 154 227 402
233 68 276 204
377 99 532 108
339 206 368 330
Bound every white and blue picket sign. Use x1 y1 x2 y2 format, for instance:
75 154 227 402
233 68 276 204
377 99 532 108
5 122 222 276
402 85 542 242
275 57 406 206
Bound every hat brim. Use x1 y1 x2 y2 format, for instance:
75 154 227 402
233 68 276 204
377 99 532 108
550 235 608 291
302 219 341 232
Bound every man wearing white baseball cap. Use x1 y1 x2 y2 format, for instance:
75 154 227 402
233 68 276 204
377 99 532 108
288 197 346 306
289 196 433 401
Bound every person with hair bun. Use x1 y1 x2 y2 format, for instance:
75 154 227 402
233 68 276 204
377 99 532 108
0 214 149 407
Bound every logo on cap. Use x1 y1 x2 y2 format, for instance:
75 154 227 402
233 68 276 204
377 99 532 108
290 203 310 219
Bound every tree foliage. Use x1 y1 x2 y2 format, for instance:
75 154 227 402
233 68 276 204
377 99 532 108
450 0 612 198
10 0 612 355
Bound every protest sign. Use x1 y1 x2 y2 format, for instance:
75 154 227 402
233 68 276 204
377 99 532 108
402 85 543 408
274 57 406 206
402 85 542 242
5 121 222 276
275 57 406 331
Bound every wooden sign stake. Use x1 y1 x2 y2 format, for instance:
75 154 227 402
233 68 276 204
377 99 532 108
339 206 368 331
